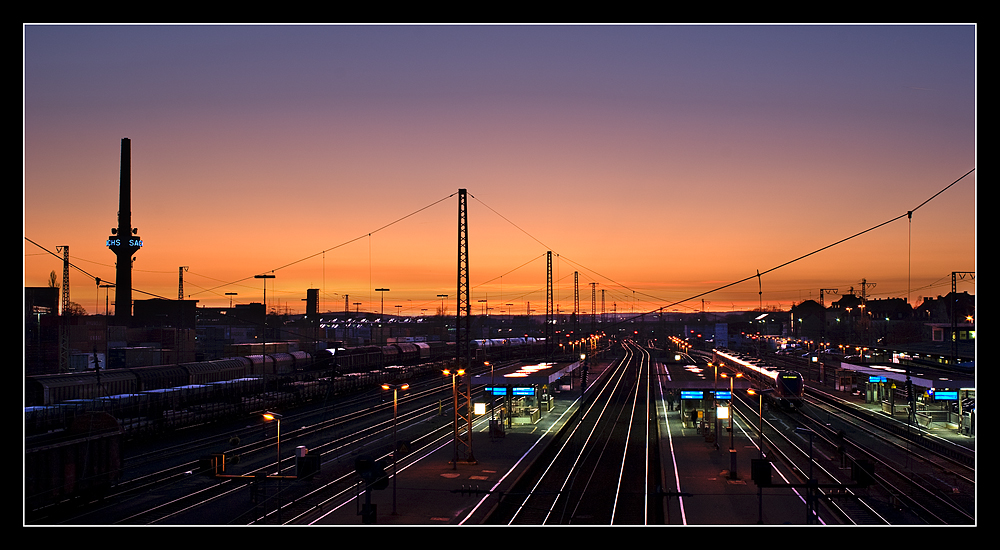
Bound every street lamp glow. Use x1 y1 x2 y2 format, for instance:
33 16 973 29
262 411 283 477
381 381 409 515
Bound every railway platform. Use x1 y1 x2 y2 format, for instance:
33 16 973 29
302 363 604 525
804 374 976 451
656 397 820 525
296 357 957 526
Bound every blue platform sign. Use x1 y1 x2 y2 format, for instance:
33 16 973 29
933 391 958 401
680 390 704 399
486 386 536 396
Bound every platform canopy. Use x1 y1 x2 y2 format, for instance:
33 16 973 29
471 361 579 387
838 362 973 391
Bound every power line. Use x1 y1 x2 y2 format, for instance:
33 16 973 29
620 168 976 321
471 169 974 317
471 193 552 252
29 167 973 313
25 237 105 286
188 192 458 299
24 237 170 300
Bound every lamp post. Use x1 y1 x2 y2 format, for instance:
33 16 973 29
746 388 764 455
747 388 764 523
486 361 494 420
262 411 282 523
99 283 113 316
443 367 465 470
376 288 390 343
381 382 409 515
479 299 488 339
710 362 720 443
437 294 449 339
376 288 390 316
262 411 283 474
255 274 275 354
352 303 362 342
722 372 742 478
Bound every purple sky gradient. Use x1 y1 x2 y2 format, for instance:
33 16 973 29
23 24 976 316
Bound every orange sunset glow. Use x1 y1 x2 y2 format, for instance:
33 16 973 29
24 24 976 318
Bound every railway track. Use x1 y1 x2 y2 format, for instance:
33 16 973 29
731 382 974 525
484 341 662 525
40 365 479 525
800 387 974 524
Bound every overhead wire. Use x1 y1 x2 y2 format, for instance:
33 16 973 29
23 237 171 300
187 191 458 300
472 168 974 323
621 168 976 322
28 167 972 316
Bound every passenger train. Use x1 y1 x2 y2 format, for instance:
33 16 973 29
712 348 804 410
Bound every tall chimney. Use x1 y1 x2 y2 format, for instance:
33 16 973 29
108 138 142 325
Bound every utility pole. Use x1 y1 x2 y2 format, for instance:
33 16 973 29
57 245 70 316
819 288 838 308
178 266 188 300
573 271 579 336
858 279 876 345
951 271 974 365
255 274 275 353
546 251 553 355
601 289 606 327
453 189 475 466
376 288 390 344
590 282 598 335
56 245 70 372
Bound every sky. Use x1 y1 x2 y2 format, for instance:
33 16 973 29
23 24 977 318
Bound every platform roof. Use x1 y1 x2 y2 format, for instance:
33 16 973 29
837 362 973 391
472 361 580 386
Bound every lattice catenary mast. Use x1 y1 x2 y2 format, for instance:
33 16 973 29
452 188 476 465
